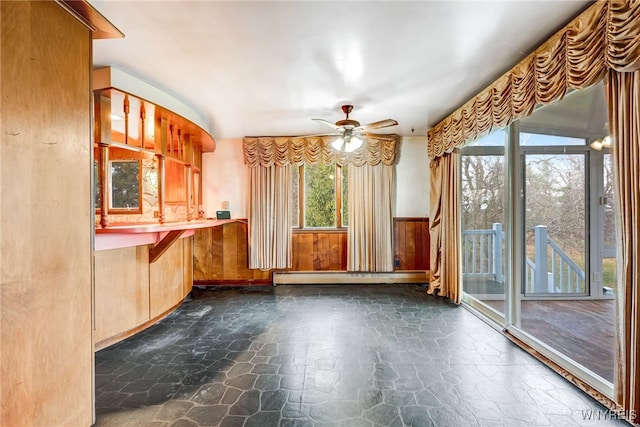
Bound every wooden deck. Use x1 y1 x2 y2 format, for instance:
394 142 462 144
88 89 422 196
482 299 615 383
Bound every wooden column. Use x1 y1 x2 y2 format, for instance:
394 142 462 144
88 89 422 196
157 154 166 224
156 117 168 223
186 165 193 221
94 93 112 228
98 143 110 227
1 2 104 425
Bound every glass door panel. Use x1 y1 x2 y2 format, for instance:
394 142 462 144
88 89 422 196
601 153 617 293
461 131 507 316
523 153 587 296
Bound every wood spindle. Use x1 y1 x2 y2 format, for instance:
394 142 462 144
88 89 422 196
123 94 130 144
156 153 165 224
140 103 146 149
186 165 192 221
169 124 174 157
99 142 110 228
177 129 182 160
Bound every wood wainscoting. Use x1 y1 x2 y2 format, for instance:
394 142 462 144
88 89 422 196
292 229 348 271
393 217 430 271
193 221 272 285
193 219 430 285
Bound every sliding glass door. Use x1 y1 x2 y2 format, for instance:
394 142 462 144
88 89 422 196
461 81 616 394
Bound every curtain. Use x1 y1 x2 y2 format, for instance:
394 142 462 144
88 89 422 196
347 163 394 272
248 164 292 269
243 135 398 167
428 158 442 292
428 153 461 303
427 0 640 161
608 69 640 424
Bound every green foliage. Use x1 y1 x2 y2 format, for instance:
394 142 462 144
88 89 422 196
111 161 140 209
291 167 300 227
94 161 100 209
304 163 336 227
341 164 348 226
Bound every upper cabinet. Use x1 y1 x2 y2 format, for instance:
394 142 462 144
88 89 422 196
93 67 215 227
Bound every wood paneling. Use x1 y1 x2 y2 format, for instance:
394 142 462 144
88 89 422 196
1 2 93 425
94 247 150 344
183 236 193 297
193 222 272 284
292 230 348 271
94 238 192 350
394 218 430 270
150 238 185 317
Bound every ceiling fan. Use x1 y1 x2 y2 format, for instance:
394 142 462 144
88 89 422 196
309 105 398 152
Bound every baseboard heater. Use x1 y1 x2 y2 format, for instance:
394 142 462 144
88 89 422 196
273 271 429 285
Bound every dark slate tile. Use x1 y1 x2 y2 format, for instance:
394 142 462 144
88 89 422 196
185 405 227 426
244 411 281 427
192 382 227 405
260 390 288 411
94 285 623 427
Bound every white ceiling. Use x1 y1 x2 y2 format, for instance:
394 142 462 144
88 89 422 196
91 0 592 141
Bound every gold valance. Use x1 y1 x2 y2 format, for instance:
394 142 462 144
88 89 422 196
243 135 399 167
427 0 640 160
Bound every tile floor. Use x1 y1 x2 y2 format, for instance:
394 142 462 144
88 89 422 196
94 285 627 426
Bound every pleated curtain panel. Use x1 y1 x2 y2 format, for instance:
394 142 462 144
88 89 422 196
243 135 398 272
426 0 640 421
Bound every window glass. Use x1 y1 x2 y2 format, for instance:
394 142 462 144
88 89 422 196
110 160 140 210
520 133 585 146
341 164 348 227
94 161 100 209
304 163 336 228
460 129 507 315
291 166 299 227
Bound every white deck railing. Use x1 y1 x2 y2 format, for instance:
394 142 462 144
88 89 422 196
463 223 585 294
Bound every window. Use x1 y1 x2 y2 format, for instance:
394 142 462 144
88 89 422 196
94 161 100 210
110 160 141 211
293 163 347 228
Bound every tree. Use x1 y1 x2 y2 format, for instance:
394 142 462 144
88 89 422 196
304 163 336 227
111 161 140 209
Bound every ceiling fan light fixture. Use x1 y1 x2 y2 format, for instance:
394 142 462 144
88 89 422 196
331 137 345 151
331 135 362 153
344 135 362 152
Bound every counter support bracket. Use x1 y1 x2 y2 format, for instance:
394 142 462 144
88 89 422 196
149 229 186 263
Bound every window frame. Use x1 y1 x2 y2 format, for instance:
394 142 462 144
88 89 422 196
108 159 143 214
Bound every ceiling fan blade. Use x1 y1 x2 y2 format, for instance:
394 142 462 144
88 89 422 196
312 118 343 132
358 119 398 131
364 132 398 141
301 132 341 138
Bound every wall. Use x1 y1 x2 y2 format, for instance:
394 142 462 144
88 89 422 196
1 2 93 425
202 138 249 219
395 136 430 216
202 136 430 219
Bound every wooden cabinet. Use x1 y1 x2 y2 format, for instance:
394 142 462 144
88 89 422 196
94 237 194 350
194 221 273 284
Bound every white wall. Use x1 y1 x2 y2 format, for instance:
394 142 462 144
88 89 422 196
202 138 249 219
394 136 430 217
202 136 430 220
